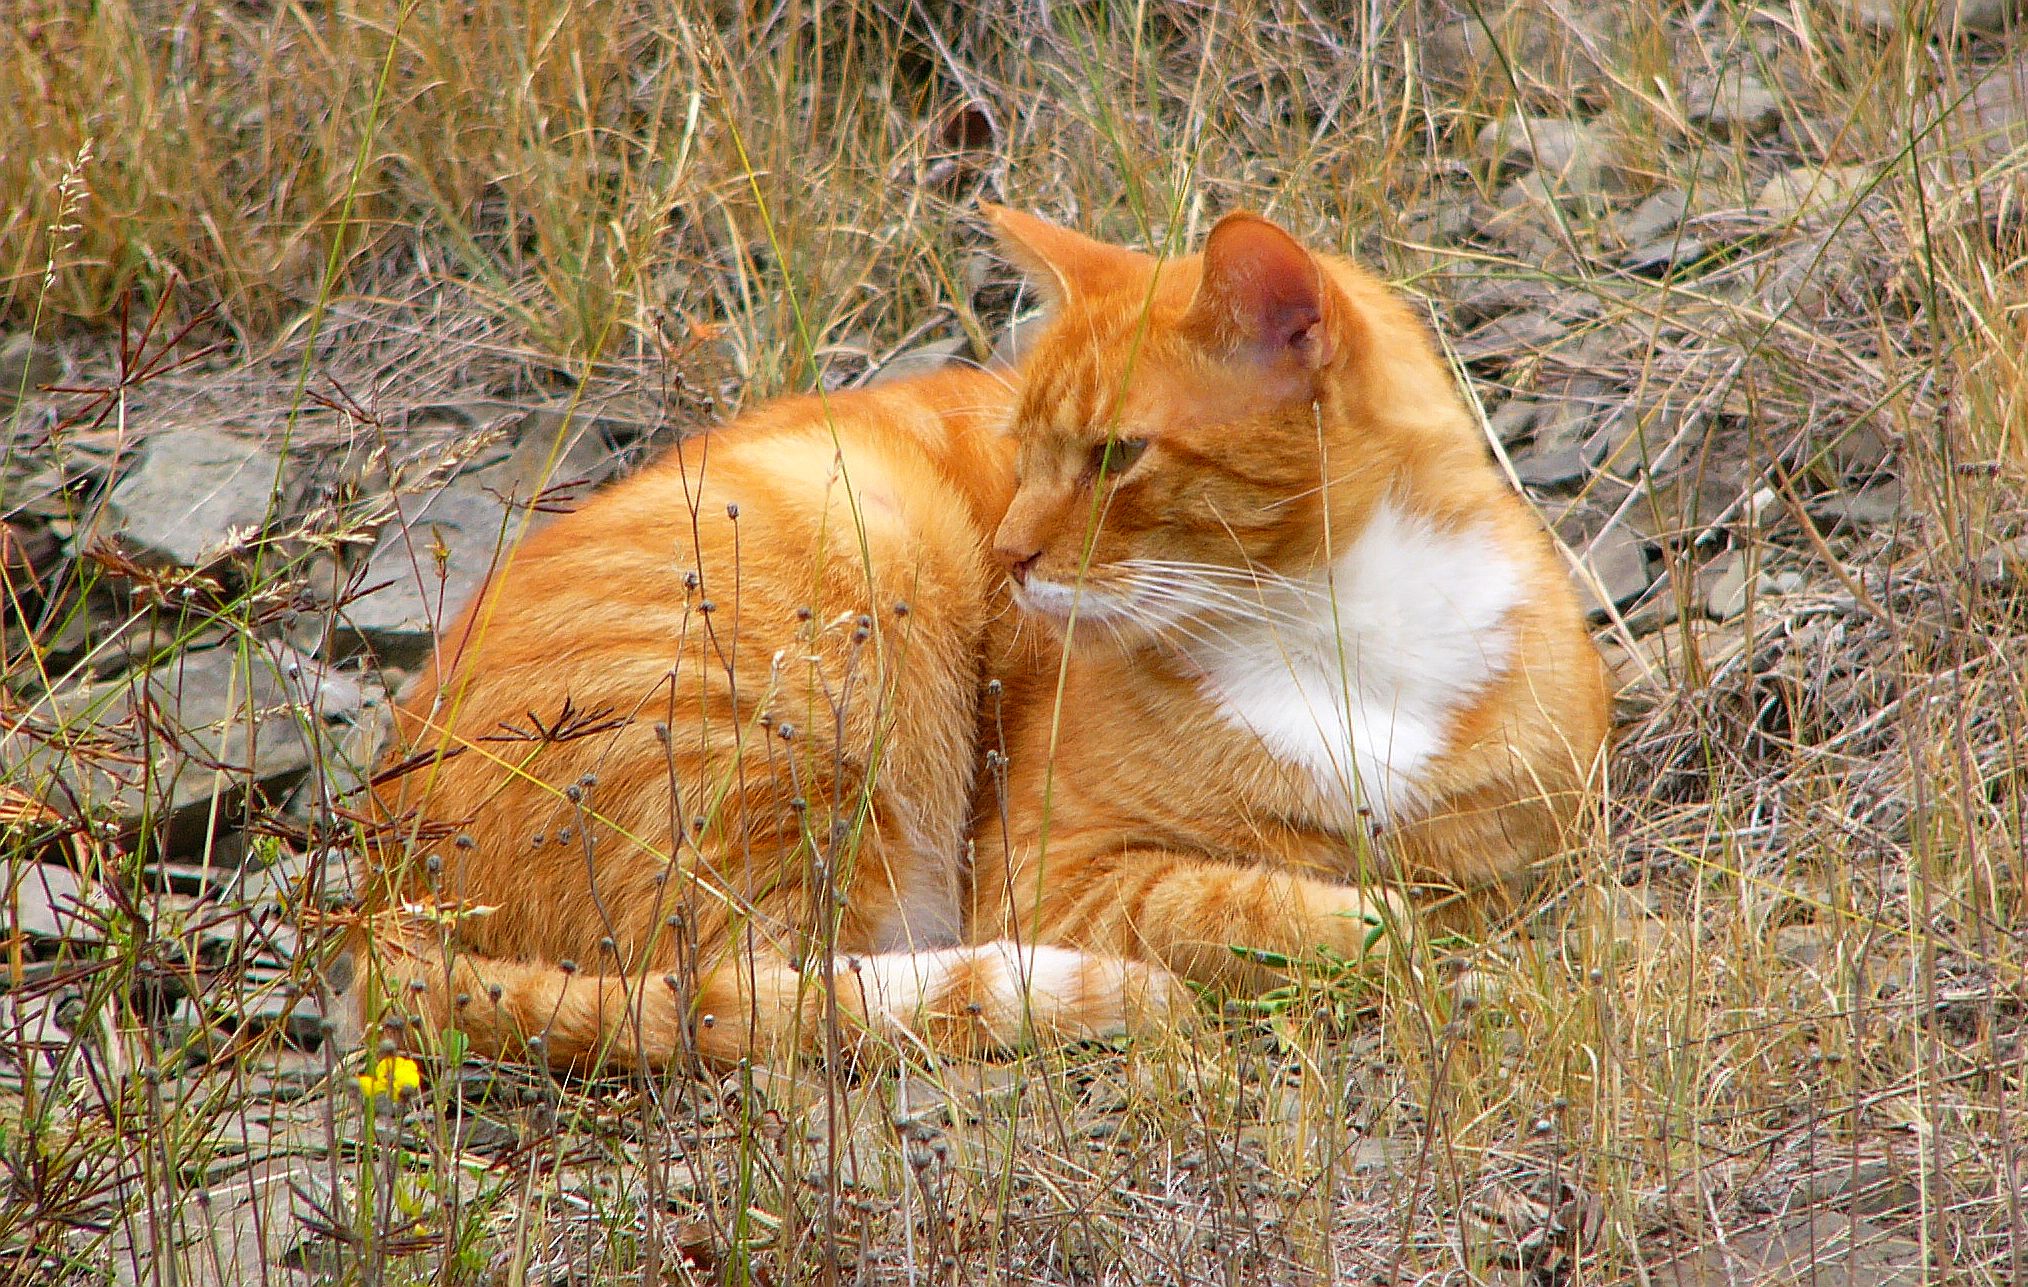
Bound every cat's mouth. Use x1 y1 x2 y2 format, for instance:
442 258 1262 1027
1011 574 1202 645
1012 576 1137 624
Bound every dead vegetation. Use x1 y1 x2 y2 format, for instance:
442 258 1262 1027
3 2 2026 1283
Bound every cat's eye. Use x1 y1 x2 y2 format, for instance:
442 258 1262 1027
1088 436 1149 479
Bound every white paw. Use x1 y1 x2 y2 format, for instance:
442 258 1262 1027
981 943 1194 1042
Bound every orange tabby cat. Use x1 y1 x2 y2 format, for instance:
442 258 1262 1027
343 207 1606 1071
967 208 1609 990
346 365 1181 1071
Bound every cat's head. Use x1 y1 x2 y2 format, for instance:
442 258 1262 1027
984 206 1479 645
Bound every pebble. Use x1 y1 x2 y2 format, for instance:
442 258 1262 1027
1754 164 1872 223
1475 113 1602 192
867 334 968 385
1840 0 2021 32
1685 67 1783 138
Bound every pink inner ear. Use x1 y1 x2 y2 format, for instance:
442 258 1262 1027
1198 215 1327 361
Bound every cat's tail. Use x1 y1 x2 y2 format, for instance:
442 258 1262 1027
326 928 1186 1072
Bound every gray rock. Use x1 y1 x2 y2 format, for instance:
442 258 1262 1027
1975 534 2028 590
1452 309 1569 364
1420 8 1574 93
1754 164 1871 223
170 977 321 1049
104 427 285 568
1513 378 1613 486
1701 552 1751 620
1613 189 1693 248
1916 53 2028 174
1403 201 1483 246
1447 275 1562 328
1649 1214 1923 1285
0 333 62 409
1790 1160 1922 1218
1486 399 1543 446
341 485 517 666
1699 551 1792 620
868 335 968 385
1773 923 1833 967
2 862 104 945
0 991 87 1078
1 643 364 853
109 1156 338 1287
1579 526 1653 620
467 407 629 502
1812 481 1907 528
1685 68 1783 138
1498 169 1607 216
1475 114 1603 192
1623 233 1714 275
1515 443 1592 489
1841 0 2021 33
1760 235 1852 318
1347 1134 1409 1176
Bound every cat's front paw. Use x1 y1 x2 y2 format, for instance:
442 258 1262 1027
1319 885 1415 962
981 944 1195 1044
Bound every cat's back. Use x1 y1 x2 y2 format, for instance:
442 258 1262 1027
507 367 1014 574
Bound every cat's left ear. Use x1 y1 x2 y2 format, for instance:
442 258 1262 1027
983 203 1156 307
1184 213 1338 372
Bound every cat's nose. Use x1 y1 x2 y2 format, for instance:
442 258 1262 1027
996 544 1042 585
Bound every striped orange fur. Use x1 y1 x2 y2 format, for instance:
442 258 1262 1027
337 207 1607 1071
968 207 1609 992
343 368 1181 1071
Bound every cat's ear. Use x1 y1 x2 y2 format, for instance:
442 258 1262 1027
1184 213 1336 371
983 204 1154 305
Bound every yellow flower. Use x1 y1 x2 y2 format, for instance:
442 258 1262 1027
357 1055 423 1100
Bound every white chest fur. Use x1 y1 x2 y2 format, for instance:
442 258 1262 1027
1188 500 1522 826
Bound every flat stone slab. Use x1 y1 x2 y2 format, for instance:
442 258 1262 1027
339 409 631 667
2 861 105 946
1579 524 1654 622
1650 1214 1924 1285
339 484 515 667
104 427 285 568
1 643 364 855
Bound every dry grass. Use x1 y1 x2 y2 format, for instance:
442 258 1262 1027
3 2 2027 1284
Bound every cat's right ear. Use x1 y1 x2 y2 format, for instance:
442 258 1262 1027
983 204 1152 306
